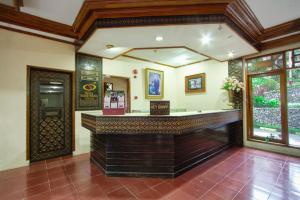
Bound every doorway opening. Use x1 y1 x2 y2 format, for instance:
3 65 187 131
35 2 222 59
103 75 131 113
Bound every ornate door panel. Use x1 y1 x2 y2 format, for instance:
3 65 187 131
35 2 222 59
30 68 72 162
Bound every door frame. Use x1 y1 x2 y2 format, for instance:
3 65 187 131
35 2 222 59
26 66 75 160
247 70 288 144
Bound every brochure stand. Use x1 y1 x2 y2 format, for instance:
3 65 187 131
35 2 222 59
103 91 126 115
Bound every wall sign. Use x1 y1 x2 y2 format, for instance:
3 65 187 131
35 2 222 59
76 53 103 110
150 101 170 115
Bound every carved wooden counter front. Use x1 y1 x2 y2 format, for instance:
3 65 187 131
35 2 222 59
82 110 242 178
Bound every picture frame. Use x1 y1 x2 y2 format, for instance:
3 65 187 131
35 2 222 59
185 73 206 93
145 68 164 99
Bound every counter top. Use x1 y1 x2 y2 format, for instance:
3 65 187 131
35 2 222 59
81 109 242 135
82 109 240 118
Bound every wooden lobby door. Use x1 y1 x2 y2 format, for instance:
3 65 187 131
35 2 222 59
29 68 72 162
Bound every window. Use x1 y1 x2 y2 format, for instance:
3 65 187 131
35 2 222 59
247 48 300 148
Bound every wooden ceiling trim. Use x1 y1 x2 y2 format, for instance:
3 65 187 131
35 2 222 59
260 18 300 41
74 3 229 38
225 0 263 46
0 3 77 39
261 33 300 51
73 0 232 30
13 0 23 11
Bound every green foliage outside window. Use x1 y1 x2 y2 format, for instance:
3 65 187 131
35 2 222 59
253 96 279 108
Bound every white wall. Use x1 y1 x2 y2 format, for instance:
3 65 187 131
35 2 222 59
0 29 76 170
0 28 230 171
176 60 229 111
103 58 179 110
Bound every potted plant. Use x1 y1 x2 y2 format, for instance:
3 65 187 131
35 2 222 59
222 76 244 108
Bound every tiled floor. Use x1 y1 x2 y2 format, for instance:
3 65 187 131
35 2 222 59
0 147 300 200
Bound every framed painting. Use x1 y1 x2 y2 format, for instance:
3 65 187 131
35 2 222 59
185 73 206 93
145 68 164 99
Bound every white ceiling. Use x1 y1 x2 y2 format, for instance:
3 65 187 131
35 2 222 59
78 24 257 63
245 0 300 28
125 48 209 67
0 0 14 6
20 0 84 25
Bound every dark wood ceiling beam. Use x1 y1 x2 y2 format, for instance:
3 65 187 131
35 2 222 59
73 0 232 36
225 0 263 47
260 18 300 41
77 4 229 39
0 3 77 39
261 33 300 50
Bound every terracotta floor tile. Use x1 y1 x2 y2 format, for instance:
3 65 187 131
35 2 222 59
199 191 225 200
165 189 197 200
50 176 72 190
0 148 299 200
142 178 164 188
135 188 163 199
210 184 238 200
23 182 50 198
218 177 246 192
152 182 178 196
77 185 108 200
106 187 135 200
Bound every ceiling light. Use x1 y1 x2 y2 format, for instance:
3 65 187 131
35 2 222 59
106 44 114 49
200 34 212 45
155 36 163 41
228 51 234 58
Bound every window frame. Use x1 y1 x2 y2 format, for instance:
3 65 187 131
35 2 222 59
246 48 300 148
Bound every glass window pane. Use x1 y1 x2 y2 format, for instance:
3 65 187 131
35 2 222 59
247 54 283 73
294 55 300 62
294 49 300 55
286 51 293 68
287 69 300 147
251 75 282 140
40 82 64 108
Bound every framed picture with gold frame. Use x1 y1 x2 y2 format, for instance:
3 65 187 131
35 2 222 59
145 68 164 99
185 73 206 93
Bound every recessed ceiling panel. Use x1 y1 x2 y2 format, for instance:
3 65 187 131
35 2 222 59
79 24 258 63
20 0 84 25
245 0 300 28
125 48 208 67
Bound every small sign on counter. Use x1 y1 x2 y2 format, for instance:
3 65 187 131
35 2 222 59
150 101 170 115
103 91 126 115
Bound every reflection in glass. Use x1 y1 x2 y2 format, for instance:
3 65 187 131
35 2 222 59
287 69 300 147
251 75 282 140
40 81 64 108
247 54 283 73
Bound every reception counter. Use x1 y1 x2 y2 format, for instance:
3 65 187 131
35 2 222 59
81 110 242 178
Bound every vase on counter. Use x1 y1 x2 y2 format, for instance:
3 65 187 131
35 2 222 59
227 90 235 109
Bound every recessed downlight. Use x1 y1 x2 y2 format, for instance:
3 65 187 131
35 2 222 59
200 34 212 45
228 51 234 58
106 44 114 49
155 36 163 41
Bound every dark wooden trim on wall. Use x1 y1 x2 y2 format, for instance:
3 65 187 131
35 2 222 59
0 3 77 39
